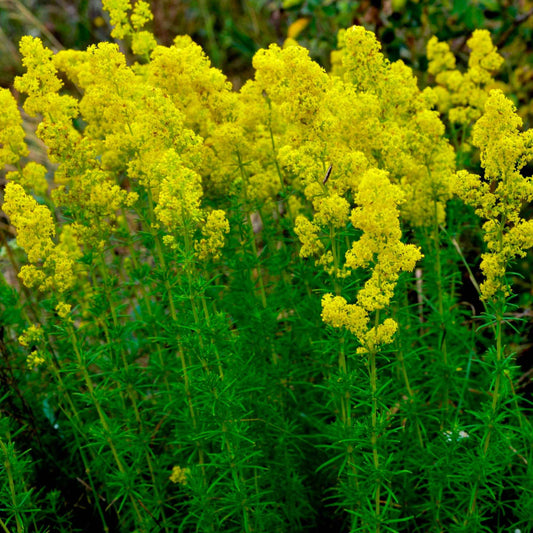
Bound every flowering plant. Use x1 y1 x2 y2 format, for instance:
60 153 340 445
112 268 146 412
1 3 533 532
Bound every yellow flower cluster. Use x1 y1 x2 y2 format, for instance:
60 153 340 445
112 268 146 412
335 26 456 226
294 189 351 278
18 324 44 347
6 162 48 196
195 210 230 261
321 169 422 354
19 325 46 370
169 465 190 485
0 88 28 168
102 0 156 57
26 350 46 370
427 30 504 126
3 183 81 294
453 90 533 300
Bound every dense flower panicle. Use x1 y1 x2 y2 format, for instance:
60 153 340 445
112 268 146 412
336 26 387 93
14 36 62 116
321 294 369 338
51 167 138 246
203 122 249 195
2 182 84 293
233 43 334 205
454 90 533 299
472 90 533 186
14 37 81 166
426 36 456 75
427 30 503 126
250 44 329 125
153 151 204 231
148 36 235 138
102 0 132 39
0 88 28 168
55 301 72 318
102 0 153 43
130 0 153 30
313 193 350 229
350 169 403 240
6 162 48 196
53 41 201 242
331 26 455 226
294 216 324 258
195 210 230 261
3 182 55 264
321 169 422 353
467 30 504 82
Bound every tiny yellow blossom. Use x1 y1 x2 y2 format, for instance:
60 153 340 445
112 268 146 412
195 210 230 261
313 193 350 229
154 161 204 232
56 302 72 319
19 325 44 347
14 36 63 116
321 294 369 340
130 0 153 30
427 30 503 127
27 350 45 370
169 465 190 485
131 30 157 58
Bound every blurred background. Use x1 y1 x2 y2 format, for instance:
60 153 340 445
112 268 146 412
1 0 533 117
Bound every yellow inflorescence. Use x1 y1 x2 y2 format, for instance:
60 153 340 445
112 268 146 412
454 90 533 300
2 3 527 358
169 465 190 485
427 30 504 126
0 88 28 168
321 169 422 354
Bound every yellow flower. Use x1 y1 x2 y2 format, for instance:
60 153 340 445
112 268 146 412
154 153 204 232
6 162 48 196
130 0 153 30
454 90 533 300
14 36 63 116
19 325 44 347
427 30 504 127
427 36 456 76
102 0 133 40
321 294 369 340
0 88 28 167
321 168 422 352
195 210 230 261
2 182 55 264
169 465 190 485
27 350 45 370
313 193 350 229
56 302 72 319
294 216 324 258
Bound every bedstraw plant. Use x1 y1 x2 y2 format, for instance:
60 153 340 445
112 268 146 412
1 2 533 531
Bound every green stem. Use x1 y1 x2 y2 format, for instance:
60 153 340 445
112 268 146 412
432 200 449 425
66 324 145 529
369 343 381 533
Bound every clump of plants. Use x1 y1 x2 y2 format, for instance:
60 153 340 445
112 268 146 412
1 1 533 532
